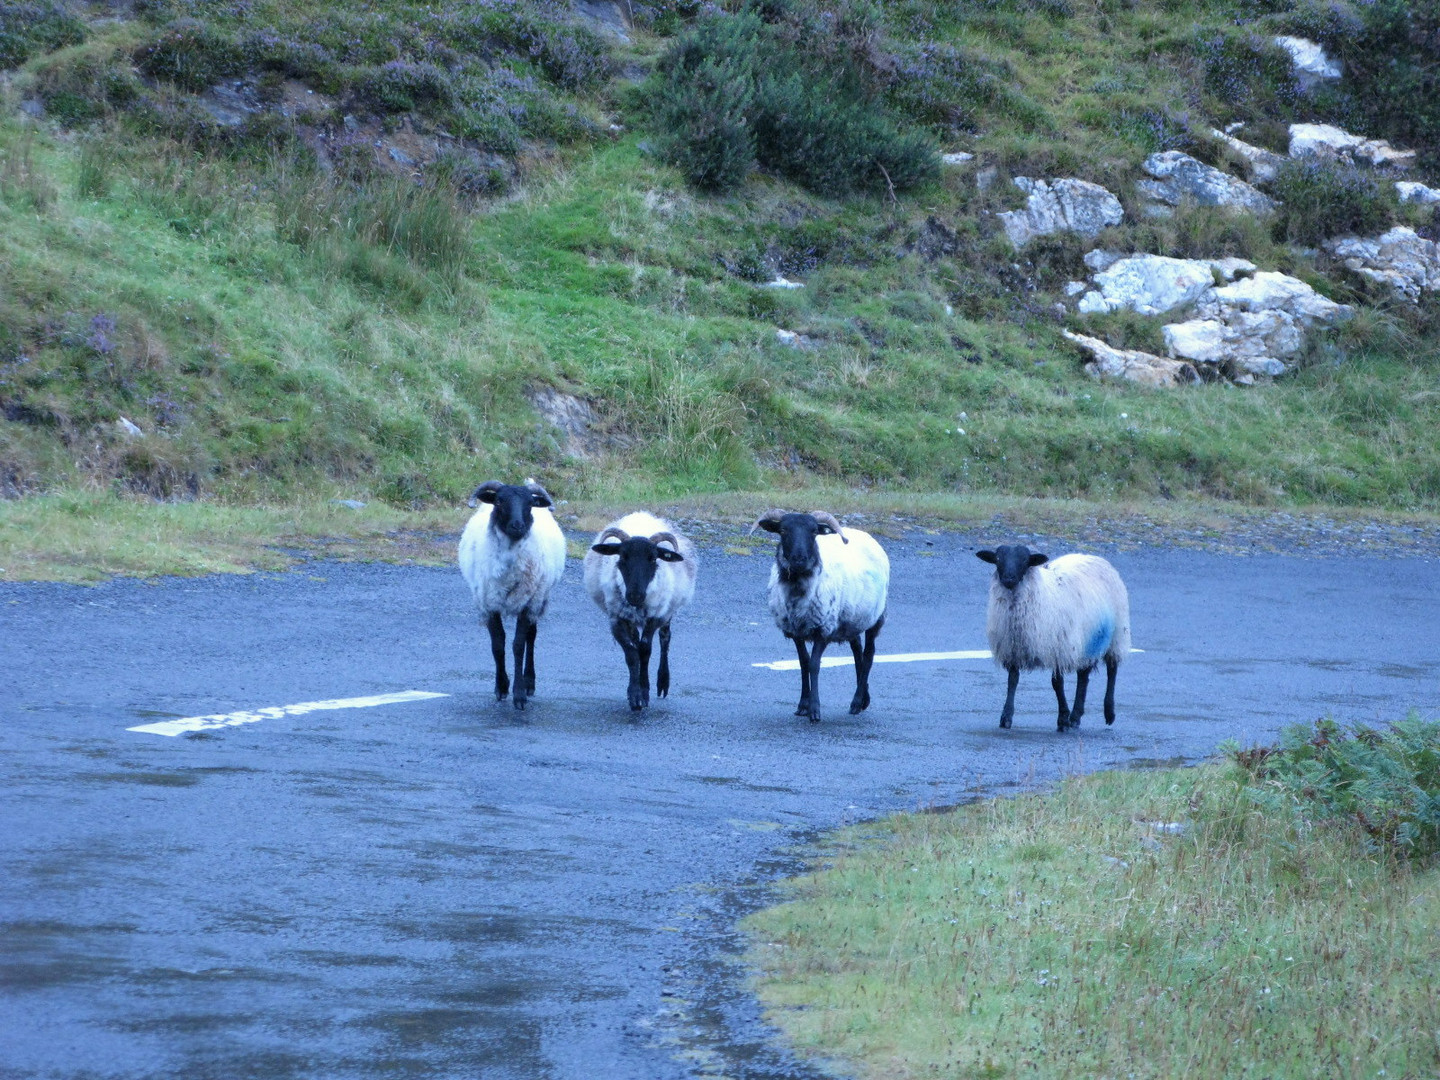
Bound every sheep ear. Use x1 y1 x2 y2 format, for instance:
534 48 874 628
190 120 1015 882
755 518 783 534
976 550 998 564
468 481 502 508
1029 553 1049 567
591 543 622 557
656 548 684 562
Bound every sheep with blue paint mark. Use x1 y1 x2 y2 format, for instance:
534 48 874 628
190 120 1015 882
976 545 1130 731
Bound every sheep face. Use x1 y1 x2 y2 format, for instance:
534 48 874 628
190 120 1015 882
469 480 555 544
757 512 844 583
977 544 1049 590
591 537 684 609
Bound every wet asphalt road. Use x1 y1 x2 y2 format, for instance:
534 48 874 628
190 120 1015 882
2 526 1439 1079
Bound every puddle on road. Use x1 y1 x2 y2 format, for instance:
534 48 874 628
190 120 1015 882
690 776 799 795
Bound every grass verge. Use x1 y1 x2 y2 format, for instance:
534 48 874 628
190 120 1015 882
745 749 1440 1079
7 488 1440 582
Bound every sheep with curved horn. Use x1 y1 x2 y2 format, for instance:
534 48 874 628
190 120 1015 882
584 512 698 711
755 510 889 722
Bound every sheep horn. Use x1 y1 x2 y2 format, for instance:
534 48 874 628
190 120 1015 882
649 531 680 552
467 480 503 508
597 526 630 545
812 511 848 543
748 508 788 537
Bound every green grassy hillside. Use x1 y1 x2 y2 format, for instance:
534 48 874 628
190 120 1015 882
2 0 1438 547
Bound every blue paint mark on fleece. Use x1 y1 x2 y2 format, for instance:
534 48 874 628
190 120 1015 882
1084 615 1114 661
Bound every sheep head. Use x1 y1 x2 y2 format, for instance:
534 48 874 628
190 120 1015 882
977 544 1048 590
592 528 685 608
754 510 846 582
470 479 555 543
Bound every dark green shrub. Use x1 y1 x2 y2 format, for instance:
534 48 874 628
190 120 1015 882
136 19 243 92
33 53 141 127
1321 0 1440 171
1197 31 1299 125
1234 716 1440 858
1270 157 1398 245
0 3 86 70
655 57 755 193
357 60 454 114
650 6 938 197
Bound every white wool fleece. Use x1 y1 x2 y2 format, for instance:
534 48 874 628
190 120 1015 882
768 528 890 644
583 511 698 625
458 504 567 620
987 553 1130 672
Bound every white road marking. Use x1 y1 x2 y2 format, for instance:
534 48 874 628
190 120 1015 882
127 690 449 737
753 648 1143 671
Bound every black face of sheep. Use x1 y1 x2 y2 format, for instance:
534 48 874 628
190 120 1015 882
469 481 554 543
976 544 1048 589
756 512 846 582
590 536 684 609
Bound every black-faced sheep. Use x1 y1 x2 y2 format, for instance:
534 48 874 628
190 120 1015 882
458 480 566 710
583 512 697 711
976 544 1130 731
755 510 890 723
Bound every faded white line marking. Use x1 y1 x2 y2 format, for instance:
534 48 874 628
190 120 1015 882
753 648 1144 671
128 690 449 737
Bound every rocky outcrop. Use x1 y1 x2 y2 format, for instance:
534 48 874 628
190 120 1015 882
1137 152 1276 215
1063 332 1201 387
1273 36 1341 89
998 177 1124 247
1072 255 1351 381
1326 227 1440 300
1163 272 1352 378
1288 123 1416 170
1076 254 1255 316
1211 127 1285 183
941 152 975 166
1396 181 1440 205
527 387 599 457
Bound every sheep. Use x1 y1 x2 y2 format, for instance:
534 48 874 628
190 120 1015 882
583 512 698 711
976 544 1130 731
754 510 890 723
458 479 566 710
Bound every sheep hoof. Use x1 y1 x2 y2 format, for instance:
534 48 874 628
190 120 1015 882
513 698 527 712
999 718 1012 729
794 702 810 717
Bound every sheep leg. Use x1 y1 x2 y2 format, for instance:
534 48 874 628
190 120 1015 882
487 613 509 702
1103 655 1119 725
612 621 644 711
636 622 657 710
849 622 879 714
790 636 811 716
1070 666 1092 729
511 612 532 710
656 623 672 699
1052 669 1071 732
523 622 538 695
805 637 828 723
1000 666 1019 729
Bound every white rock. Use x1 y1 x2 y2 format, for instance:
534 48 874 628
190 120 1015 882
1396 181 1440 205
1162 319 1227 364
1273 36 1341 87
1138 151 1276 214
941 152 975 166
117 417 143 438
1085 255 1222 316
765 276 805 289
1326 226 1439 300
1083 249 1124 272
1064 280 1088 297
1063 331 1201 387
998 177 1124 248
1211 127 1285 183
1200 270 1351 326
775 329 800 346
1236 356 1289 377
1076 291 1110 315
1289 123 1416 169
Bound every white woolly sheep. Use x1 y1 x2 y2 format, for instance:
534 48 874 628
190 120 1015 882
976 544 1131 731
458 479 566 710
754 510 890 723
584 512 698 711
